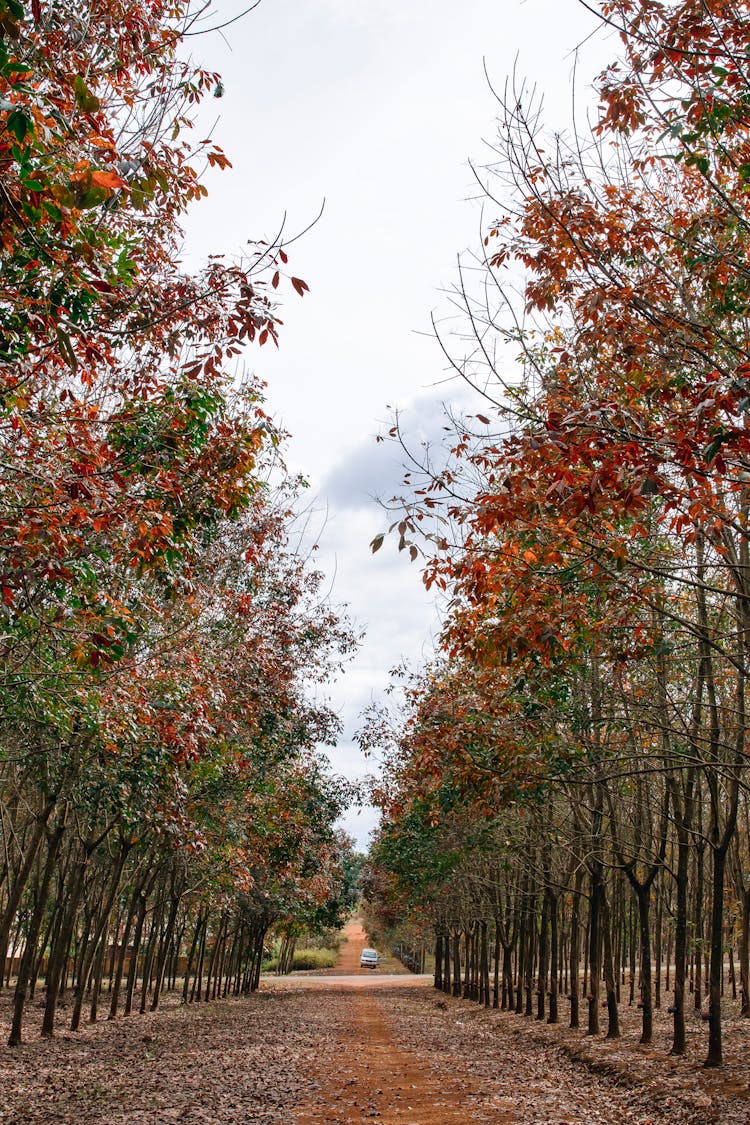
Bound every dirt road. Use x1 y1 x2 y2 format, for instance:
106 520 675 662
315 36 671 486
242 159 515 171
293 989 493 1125
281 922 700 1125
266 919 429 990
333 920 371 973
0 920 738 1123
288 922 494 1123
284 923 488 1121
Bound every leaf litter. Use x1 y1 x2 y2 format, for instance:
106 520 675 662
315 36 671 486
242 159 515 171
0 981 748 1124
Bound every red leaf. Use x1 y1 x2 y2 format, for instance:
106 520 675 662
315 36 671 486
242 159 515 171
291 277 309 297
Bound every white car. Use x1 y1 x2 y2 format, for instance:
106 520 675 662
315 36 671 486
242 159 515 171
360 947 379 968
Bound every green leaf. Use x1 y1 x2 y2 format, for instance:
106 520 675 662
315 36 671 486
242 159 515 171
55 326 78 371
79 186 109 209
73 75 101 113
6 108 30 143
4 59 31 75
685 152 710 175
704 431 728 463
42 199 63 222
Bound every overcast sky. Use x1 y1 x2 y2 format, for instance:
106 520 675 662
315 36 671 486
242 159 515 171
185 0 609 847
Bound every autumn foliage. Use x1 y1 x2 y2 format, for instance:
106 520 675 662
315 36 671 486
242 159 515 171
365 0 750 1070
0 0 357 1047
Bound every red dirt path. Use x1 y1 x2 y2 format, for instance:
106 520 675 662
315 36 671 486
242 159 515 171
289 921 494 1124
293 989 496 1125
333 920 371 973
264 920 428 990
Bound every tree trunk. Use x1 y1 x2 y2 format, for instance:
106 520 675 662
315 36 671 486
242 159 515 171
587 878 601 1036
740 887 750 1018
672 827 690 1054
7 819 65 1047
634 883 653 1044
548 892 559 1024
705 846 728 1067
492 923 500 1009
71 848 127 1031
481 920 490 1007
537 893 548 1021
569 869 582 1029
601 881 620 1039
41 855 87 1038
109 883 140 1020
124 891 149 1016
151 892 181 1011
0 798 55 986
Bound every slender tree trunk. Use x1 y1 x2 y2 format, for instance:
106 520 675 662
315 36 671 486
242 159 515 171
481 920 490 1008
442 930 451 995
124 892 149 1016
88 930 108 1023
587 878 601 1036
515 903 526 1015
740 888 750 1018
654 893 663 1009
42 855 87 1038
0 799 55 985
151 892 181 1011
569 870 582 1030
672 827 690 1054
434 933 443 991
537 893 548 1021
635 883 653 1044
493 922 501 1009
601 881 620 1039
7 819 65 1047
139 901 162 1014
452 931 461 997
548 892 559 1024
705 846 728 1067
71 849 127 1031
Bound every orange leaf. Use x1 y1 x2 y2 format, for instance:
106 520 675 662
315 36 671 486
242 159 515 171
90 170 127 191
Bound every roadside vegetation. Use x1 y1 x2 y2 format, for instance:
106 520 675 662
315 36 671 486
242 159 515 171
363 0 750 1072
0 0 357 1047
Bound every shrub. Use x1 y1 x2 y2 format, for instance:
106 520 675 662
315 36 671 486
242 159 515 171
289 947 338 971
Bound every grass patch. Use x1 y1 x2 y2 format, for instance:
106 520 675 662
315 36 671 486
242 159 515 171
263 947 338 973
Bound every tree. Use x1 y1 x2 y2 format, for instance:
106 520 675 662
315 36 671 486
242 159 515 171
0 0 356 1047
370 0 750 1068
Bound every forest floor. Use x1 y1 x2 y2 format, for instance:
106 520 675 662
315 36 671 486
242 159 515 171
0 922 747 1123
